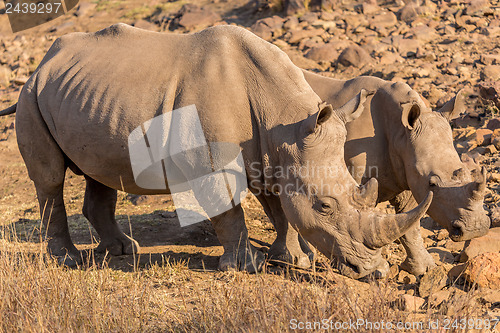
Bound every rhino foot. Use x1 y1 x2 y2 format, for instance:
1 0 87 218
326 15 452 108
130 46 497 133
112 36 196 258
400 252 436 276
218 245 265 273
94 235 140 256
268 243 311 269
47 238 83 267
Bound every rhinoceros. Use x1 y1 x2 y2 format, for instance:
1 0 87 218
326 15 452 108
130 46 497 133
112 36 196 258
0 24 432 279
291 70 489 275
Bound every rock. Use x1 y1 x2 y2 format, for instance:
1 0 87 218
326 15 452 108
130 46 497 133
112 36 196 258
0 65 12 87
481 54 500 65
395 38 421 57
479 81 500 109
481 65 500 81
362 2 379 15
286 28 323 44
283 16 299 31
285 0 307 16
490 207 500 228
397 294 425 312
487 117 500 131
428 247 456 264
463 252 500 289
448 263 467 281
75 2 96 17
378 52 404 65
304 43 340 62
479 288 500 305
284 49 323 71
397 270 417 284
407 25 438 43
475 128 493 146
429 289 451 308
337 45 373 68
251 16 283 40
465 0 489 16
133 20 158 31
175 4 221 30
369 12 397 30
398 3 419 23
460 228 500 262
419 266 449 297
13 76 28 85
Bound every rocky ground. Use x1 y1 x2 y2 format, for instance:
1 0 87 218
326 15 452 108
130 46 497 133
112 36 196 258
0 0 499 329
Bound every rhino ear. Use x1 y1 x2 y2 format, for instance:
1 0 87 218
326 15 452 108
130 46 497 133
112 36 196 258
401 102 421 130
303 104 333 134
336 89 374 124
437 89 466 122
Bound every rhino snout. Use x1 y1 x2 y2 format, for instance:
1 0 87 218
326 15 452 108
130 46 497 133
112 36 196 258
449 215 490 241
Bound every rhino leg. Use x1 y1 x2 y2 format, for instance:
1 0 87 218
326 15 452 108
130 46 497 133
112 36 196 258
255 193 312 269
211 204 265 273
16 99 81 266
82 176 139 256
391 191 435 276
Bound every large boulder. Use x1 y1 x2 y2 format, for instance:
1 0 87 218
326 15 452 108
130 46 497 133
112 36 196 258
460 228 500 262
463 252 500 289
337 45 373 68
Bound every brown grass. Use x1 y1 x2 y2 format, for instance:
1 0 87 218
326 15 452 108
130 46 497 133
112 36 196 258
0 226 492 333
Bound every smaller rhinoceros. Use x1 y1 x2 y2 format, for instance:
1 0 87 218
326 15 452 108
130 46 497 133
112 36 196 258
0 24 433 279
299 70 490 275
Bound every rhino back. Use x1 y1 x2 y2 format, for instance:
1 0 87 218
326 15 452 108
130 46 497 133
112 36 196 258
21 25 319 193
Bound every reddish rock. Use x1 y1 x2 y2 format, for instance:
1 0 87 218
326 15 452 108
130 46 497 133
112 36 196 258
487 118 500 131
338 45 373 68
460 228 500 262
463 252 500 289
397 294 425 312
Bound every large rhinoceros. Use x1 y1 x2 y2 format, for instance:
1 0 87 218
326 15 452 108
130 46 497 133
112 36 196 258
298 70 490 275
0 24 432 279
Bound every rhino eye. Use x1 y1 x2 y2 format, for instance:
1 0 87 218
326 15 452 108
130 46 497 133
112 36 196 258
321 203 331 210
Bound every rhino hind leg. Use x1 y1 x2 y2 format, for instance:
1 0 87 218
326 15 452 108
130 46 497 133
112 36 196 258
391 191 435 276
255 193 311 269
16 98 81 266
211 204 265 273
82 176 139 256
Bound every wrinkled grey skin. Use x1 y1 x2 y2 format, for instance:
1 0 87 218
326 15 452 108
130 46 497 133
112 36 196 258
4 24 432 279
301 70 490 275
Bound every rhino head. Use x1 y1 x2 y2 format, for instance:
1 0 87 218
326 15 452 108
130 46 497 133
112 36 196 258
273 90 433 279
383 84 490 241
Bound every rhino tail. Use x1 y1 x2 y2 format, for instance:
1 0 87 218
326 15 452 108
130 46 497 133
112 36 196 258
0 104 17 117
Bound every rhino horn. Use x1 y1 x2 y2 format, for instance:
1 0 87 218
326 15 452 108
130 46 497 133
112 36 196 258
363 192 433 248
335 89 375 124
467 166 487 200
353 178 378 208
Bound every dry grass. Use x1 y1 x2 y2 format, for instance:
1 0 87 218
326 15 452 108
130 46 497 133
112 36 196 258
0 224 492 333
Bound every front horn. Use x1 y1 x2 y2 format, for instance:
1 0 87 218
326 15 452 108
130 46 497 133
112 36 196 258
363 192 433 248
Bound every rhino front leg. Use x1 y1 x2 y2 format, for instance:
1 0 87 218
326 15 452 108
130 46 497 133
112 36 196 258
255 193 312 269
82 176 139 256
391 191 435 276
211 204 265 273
